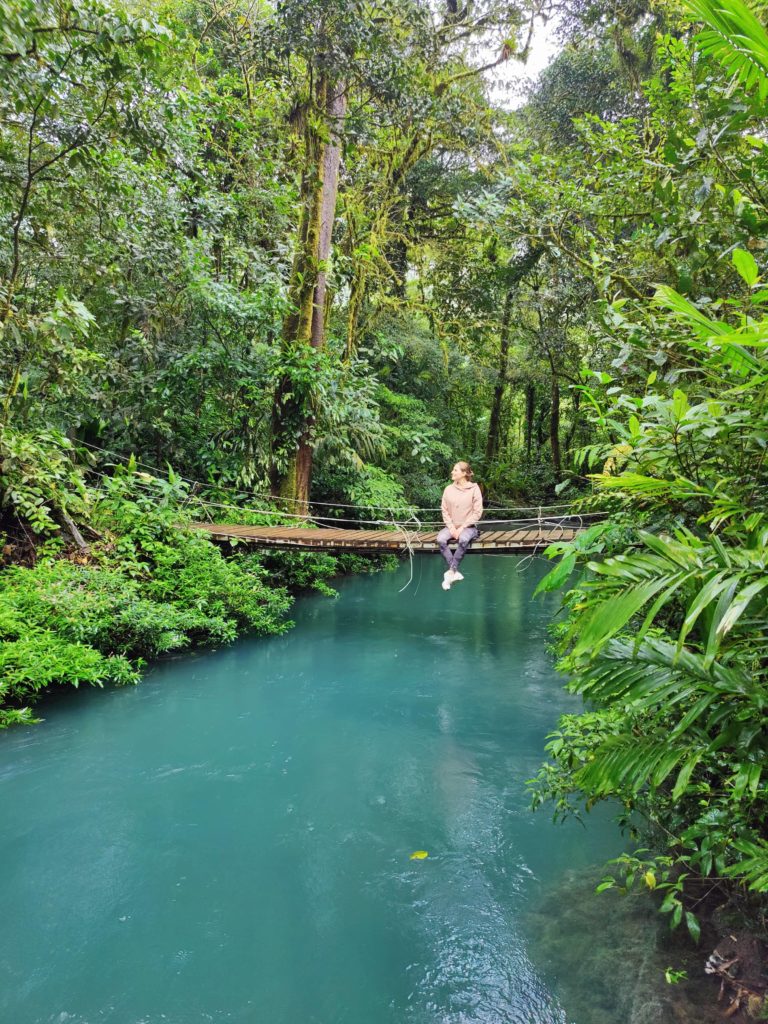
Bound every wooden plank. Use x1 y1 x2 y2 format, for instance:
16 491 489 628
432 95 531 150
188 521 586 553
507 529 532 543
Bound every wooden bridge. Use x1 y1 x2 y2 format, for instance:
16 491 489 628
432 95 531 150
190 522 585 554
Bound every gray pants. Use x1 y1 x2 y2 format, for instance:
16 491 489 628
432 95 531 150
437 526 479 571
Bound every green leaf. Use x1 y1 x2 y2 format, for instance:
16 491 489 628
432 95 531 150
732 248 760 287
534 552 576 596
716 577 768 639
571 576 674 658
672 751 703 800
685 0 768 101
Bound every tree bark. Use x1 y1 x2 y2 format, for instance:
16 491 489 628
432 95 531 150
59 510 89 553
542 341 563 479
485 286 514 464
564 389 581 452
550 375 562 478
524 383 535 461
345 262 368 360
271 77 347 508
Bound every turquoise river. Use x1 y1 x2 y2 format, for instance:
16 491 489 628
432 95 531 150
0 555 628 1024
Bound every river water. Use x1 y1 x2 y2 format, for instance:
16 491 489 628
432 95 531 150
0 556 626 1024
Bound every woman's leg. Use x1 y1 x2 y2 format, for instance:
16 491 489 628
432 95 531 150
436 527 454 569
450 526 478 571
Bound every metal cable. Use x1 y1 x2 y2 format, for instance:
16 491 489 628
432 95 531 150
74 438 594 517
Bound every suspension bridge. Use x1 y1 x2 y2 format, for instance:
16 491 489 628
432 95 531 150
190 523 585 554
189 505 597 555
78 440 599 555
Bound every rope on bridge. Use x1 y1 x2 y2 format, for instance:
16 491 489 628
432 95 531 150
181 495 608 531
386 512 423 593
81 441 602 590
76 438 602 522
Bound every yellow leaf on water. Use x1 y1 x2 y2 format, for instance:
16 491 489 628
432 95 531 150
410 850 429 860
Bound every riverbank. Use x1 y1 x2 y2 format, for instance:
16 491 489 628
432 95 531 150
0 475 394 728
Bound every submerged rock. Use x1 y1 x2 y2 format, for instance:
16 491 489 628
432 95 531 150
522 865 726 1024
705 932 768 1019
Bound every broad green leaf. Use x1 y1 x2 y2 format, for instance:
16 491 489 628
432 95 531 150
572 577 675 659
677 572 730 647
672 751 703 800
669 696 717 739
716 577 768 638
732 248 760 287
534 552 576 596
684 0 768 101
703 579 740 667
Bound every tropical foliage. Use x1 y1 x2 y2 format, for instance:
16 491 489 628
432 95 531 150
533 267 768 915
529 0 768 929
1 0 767 938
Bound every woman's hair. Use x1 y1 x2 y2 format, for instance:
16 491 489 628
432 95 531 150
455 461 474 481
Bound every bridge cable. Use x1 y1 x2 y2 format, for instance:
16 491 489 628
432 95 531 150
73 438 592 518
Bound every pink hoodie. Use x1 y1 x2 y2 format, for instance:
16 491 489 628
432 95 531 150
441 482 483 531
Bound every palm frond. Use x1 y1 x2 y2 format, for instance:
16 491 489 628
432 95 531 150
575 733 692 796
684 0 768 101
725 840 768 891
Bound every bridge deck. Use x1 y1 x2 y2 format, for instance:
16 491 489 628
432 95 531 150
191 523 577 554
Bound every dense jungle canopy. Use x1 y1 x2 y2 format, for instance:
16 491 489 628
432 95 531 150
2 0 768 960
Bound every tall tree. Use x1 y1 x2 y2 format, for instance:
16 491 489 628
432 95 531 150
268 0 543 504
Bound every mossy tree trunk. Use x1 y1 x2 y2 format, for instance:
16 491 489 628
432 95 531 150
524 383 535 461
485 287 514 464
550 374 562 478
270 77 347 508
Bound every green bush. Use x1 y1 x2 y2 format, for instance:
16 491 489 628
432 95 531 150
0 633 137 696
0 469 295 727
251 548 341 597
144 532 293 633
0 427 91 538
0 561 233 655
531 273 768 932
253 547 398 596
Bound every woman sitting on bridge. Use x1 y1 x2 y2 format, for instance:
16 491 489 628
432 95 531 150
438 461 483 590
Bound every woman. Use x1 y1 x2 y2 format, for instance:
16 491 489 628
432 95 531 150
437 461 483 590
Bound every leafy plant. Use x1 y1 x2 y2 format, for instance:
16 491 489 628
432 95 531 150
0 428 91 536
684 0 768 101
531 270 768 924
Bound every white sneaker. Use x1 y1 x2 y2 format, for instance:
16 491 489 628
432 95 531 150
442 570 453 591
452 570 464 582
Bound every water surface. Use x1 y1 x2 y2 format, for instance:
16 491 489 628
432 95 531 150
1 555 623 1024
